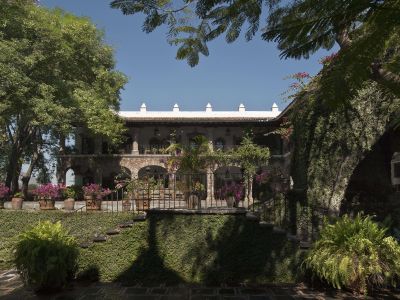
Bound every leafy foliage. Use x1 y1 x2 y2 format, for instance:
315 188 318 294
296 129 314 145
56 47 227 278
303 214 400 294
14 221 79 291
0 1 127 192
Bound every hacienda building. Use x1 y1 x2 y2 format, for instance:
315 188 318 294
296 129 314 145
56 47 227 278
57 102 291 208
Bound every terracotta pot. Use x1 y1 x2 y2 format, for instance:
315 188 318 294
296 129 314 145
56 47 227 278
122 200 131 211
85 195 102 211
39 198 56 210
11 197 23 210
64 198 75 211
188 194 199 209
135 199 150 211
226 196 235 208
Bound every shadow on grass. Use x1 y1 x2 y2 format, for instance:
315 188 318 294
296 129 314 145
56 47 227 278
116 214 186 286
115 213 303 286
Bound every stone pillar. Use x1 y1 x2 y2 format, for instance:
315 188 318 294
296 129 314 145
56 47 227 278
244 176 254 208
206 168 214 208
94 137 102 155
75 128 83 154
94 166 102 185
132 129 139 155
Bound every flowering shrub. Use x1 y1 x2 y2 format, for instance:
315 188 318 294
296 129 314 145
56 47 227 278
319 52 338 65
216 182 244 201
255 171 270 184
0 183 10 199
83 184 112 200
33 184 63 199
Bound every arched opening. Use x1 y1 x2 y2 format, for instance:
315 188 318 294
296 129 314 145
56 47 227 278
138 165 168 188
65 168 75 186
175 169 207 200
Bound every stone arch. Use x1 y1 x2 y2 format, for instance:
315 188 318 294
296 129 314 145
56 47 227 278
138 165 169 188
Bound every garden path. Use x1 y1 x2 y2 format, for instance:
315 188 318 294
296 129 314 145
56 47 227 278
1 269 400 300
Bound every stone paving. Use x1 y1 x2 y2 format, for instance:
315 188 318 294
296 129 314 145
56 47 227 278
1 269 400 300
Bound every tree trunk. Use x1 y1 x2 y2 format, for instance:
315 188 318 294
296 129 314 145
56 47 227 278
5 142 23 194
21 150 39 200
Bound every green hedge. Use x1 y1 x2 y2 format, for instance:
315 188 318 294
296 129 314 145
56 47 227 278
0 211 303 285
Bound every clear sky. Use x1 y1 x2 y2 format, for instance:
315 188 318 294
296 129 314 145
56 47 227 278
41 0 336 112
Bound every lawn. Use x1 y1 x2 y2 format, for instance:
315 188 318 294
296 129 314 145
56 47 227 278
0 211 304 285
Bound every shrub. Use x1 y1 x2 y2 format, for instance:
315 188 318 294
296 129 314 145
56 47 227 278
15 221 78 292
303 214 400 294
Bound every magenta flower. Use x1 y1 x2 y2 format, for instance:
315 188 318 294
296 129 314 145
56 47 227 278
293 72 310 80
319 52 338 65
0 183 10 199
83 184 112 200
33 184 62 199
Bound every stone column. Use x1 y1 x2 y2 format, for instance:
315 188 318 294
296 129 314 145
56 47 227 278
244 176 254 208
75 128 83 154
94 137 102 155
206 168 214 208
132 129 139 155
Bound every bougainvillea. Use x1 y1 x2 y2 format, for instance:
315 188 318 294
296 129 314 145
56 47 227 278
216 182 244 201
0 183 10 199
33 184 63 199
83 184 112 200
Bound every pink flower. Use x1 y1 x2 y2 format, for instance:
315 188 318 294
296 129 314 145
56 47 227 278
293 72 310 79
33 184 62 199
0 183 10 199
319 52 338 65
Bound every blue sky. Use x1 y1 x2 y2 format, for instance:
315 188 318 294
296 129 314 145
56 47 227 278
41 0 335 111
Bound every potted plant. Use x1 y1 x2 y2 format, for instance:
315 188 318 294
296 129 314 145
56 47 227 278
0 183 10 209
11 192 24 210
125 178 155 211
221 182 244 208
63 187 76 211
83 184 111 211
189 179 204 209
33 184 62 210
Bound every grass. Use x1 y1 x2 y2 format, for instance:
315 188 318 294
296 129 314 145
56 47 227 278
0 210 304 285
0 210 133 270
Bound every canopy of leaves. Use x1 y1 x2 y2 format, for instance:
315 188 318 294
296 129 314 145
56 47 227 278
0 0 127 143
111 0 400 106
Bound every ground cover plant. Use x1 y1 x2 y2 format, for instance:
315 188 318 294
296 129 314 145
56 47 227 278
0 211 303 285
0 210 133 270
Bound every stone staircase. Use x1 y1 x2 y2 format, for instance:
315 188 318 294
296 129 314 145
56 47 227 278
245 212 311 249
80 212 312 250
79 214 147 248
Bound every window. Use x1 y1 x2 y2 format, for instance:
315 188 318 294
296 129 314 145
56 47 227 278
214 138 225 151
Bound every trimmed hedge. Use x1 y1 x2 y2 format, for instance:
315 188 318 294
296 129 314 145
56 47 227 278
0 211 303 285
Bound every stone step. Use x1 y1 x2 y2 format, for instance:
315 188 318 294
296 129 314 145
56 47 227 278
79 242 92 249
259 221 274 228
287 234 301 243
272 226 286 234
133 214 147 222
93 235 107 243
119 222 133 228
299 241 312 249
106 228 121 236
245 212 260 221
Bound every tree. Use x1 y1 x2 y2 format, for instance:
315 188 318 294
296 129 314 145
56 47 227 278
111 0 400 102
0 1 128 194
